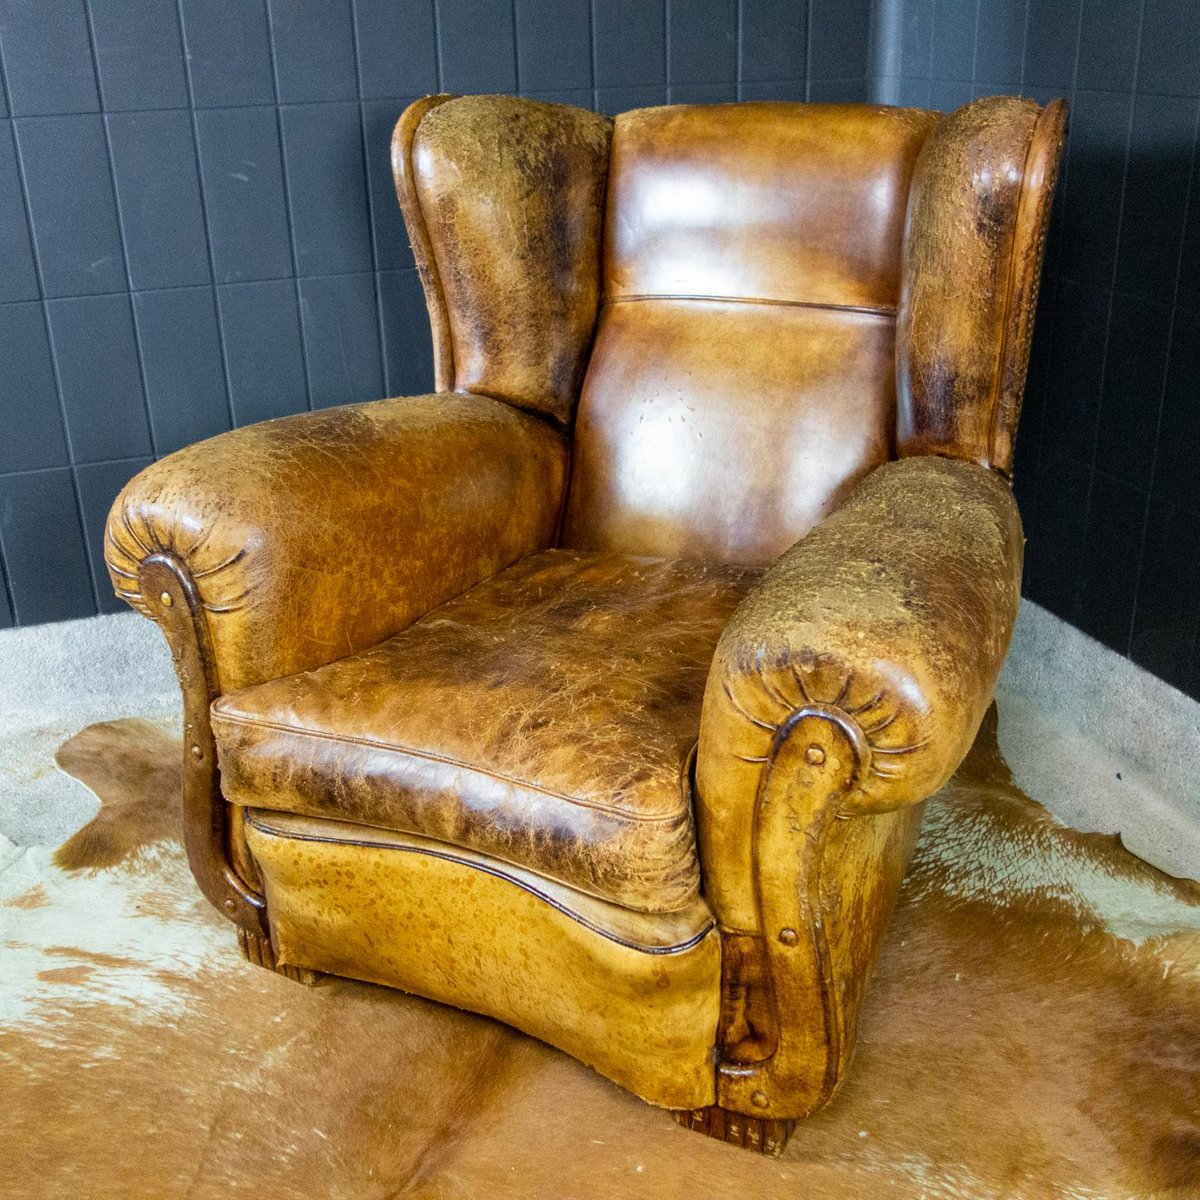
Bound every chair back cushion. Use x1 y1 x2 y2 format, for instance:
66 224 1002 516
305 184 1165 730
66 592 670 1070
562 103 937 566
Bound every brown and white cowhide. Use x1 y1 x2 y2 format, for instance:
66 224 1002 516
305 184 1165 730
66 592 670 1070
1 713 1198 1199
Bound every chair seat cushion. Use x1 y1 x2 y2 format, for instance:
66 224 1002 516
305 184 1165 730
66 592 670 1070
211 549 756 913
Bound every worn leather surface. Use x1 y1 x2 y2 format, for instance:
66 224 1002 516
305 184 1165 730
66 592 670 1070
103 92 1066 1135
244 811 722 1110
409 95 612 426
696 456 1024 931
992 98 1070 472
563 102 935 564
602 102 937 308
245 810 717 950
564 299 896 565
105 392 566 694
897 96 1048 472
213 549 756 913
390 94 457 390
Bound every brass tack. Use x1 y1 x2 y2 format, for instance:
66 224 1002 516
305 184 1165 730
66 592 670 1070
160 591 173 607
778 927 798 946
223 899 236 914
751 1091 769 1109
806 744 826 765
190 744 203 760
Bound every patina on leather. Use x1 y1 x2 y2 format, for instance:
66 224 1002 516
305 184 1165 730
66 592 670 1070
106 392 567 693
898 98 1068 473
212 550 755 913
688 456 1022 1121
698 456 1025 927
563 102 937 566
403 94 612 426
103 93 1066 1156
243 810 723 1110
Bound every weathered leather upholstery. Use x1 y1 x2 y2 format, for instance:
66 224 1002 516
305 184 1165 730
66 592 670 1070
564 102 936 565
105 93 1067 1153
698 456 1024 929
213 550 755 912
105 392 566 691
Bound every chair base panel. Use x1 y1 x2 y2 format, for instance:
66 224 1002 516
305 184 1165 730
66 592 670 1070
237 926 323 986
673 1106 794 1156
242 811 721 1110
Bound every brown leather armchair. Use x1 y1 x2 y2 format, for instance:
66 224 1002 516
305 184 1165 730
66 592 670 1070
105 94 1066 1155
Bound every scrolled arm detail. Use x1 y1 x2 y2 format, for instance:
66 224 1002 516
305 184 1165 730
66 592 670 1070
105 391 568 694
138 551 268 934
105 391 567 935
694 455 1023 1120
698 455 1023 922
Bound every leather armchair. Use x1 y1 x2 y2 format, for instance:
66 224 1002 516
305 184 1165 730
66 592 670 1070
106 93 1066 1155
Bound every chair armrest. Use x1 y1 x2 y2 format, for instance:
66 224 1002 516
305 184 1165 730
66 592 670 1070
694 455 1022 1119
103 391 566 936
105 391 568 693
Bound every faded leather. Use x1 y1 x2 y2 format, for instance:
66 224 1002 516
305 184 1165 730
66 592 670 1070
103 92 1066 1149
602 102 937 308
407 95 612 426
105 392 566 693
244 811 722 1110
213 550 756 913
897 97 1067 473
566 299 897 566
564 102 936 566
696 456 1024 932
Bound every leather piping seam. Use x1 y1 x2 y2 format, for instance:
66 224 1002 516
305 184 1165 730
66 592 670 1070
393 95 457 391
212 712 692 824
606 294 896 317
244 812 715 956
986 105 1043 472
990 100 1063 470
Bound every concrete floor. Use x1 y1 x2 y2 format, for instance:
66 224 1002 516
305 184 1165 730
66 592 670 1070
1 600 1197 882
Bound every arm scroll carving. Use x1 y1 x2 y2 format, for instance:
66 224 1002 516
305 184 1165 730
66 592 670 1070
716 702 867 1118
696 456 1024 1120
106 392 568 932
138 553 268 937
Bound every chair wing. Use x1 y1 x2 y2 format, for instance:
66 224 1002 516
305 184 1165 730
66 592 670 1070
898 96 1069 472
393 93 612 427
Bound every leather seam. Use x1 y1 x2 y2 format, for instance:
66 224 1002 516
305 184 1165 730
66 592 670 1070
244 812 715 956
393 95 458 391
991 100 1064 470
606 294 896 317
212 711 693 825
987 113 1037 469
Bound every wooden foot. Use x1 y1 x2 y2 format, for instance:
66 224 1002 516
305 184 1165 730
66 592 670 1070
673 1106 795 1156
237 927 323 986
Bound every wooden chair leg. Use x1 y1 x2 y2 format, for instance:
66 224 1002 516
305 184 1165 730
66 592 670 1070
673 1106 795 1156
237 927 324 986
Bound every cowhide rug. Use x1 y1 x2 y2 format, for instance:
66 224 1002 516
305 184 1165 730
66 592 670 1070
1 712 1198 1199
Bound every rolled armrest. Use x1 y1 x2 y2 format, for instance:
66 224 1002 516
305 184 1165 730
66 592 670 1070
105 391 567 692
105 390 566 937
697 455 1023 930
